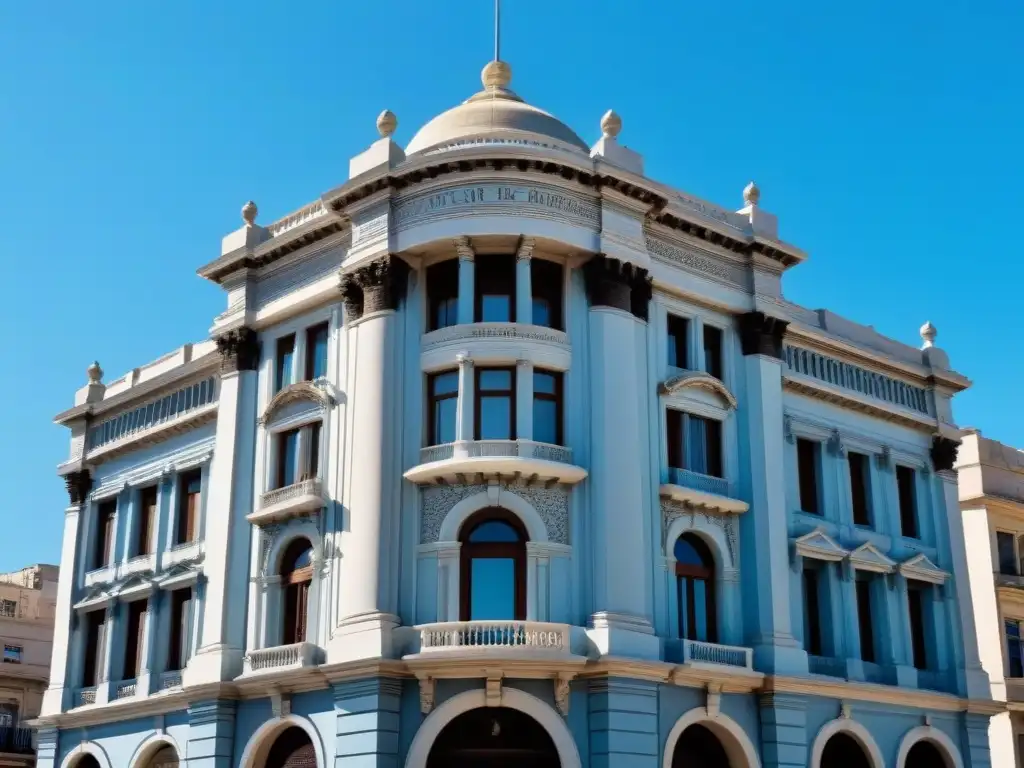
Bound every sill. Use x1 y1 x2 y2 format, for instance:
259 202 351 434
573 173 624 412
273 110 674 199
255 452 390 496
248 478 324 526
405 441 587 486
164 540 205 568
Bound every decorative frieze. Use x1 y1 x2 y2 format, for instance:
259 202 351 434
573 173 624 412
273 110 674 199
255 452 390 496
216 327 260 373
339 255 410 320
737 311 788 359
931 436 960 473
645 236 746 287
64 470 92 506
582 255 652 321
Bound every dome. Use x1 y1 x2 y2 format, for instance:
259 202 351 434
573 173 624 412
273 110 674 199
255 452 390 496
405 61 589 155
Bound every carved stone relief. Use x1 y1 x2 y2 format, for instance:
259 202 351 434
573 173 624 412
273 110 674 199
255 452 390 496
660 499 737 563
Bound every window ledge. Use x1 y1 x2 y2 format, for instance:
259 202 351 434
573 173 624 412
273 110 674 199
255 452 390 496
405 441 587 486
248 479 324 526
660 470 748 515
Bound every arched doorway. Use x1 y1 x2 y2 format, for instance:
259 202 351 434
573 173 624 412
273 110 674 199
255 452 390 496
280 539 313 644
675 533 717 642
905 740 946 768
141 745 179 768
821 733 872 768
460 509 528 620
671 723 730 768
76 758 101 768
426 706 559 768
265 726 316 768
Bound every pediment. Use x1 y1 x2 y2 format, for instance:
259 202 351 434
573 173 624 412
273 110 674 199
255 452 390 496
659 371 737 410
114 574 154 598
73 587 113 612
261 381 332 425
793 528 848 562
154 564 200 589
899 553 948 585
848 542 896 573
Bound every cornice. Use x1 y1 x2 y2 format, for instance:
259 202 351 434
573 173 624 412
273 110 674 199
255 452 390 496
762 675 1001 714
783 377 937 433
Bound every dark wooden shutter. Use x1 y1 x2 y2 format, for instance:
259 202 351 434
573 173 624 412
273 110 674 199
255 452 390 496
138 487 157 555
667 410 683 469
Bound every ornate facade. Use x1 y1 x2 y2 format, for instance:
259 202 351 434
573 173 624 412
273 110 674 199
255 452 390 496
34 58 999 768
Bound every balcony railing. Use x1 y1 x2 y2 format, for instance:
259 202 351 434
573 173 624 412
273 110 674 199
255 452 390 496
77 687 97 706
260 478 322 509
668 468 731 498
0 726 33 755
114 679 137 699
160 670 182 690
682 639 753 670
249 479 324 525
419 440 573 466
416 621 570 654
808 655 847 678
242 642 323 675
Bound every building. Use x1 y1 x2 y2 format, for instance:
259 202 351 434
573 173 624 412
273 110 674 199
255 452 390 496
34 55 1000 768
956 431 1024 766
0 564 58 766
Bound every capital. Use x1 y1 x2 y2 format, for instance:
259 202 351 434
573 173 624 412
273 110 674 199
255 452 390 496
64 470 92 506
453 236 475 262
516 237 536 262
582 255 652 321
737 311 788 359
931 436 960 473
339 255 410 320
215 327 259 373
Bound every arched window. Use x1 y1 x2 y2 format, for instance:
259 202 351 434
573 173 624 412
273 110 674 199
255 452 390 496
906 740 946 768
280 539 314 645
265 726 315 768
460 510 527 621
143 745 179 768
675 533 716 642
821 733 872 768
75 758 101 768
671 724 730 768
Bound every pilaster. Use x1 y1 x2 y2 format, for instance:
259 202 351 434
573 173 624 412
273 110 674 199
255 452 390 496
138 589 161 695
758 693 807 768
964 712 993 768
587 678 658 768
333 678 403 768
455 354 475 446
187 699 237 768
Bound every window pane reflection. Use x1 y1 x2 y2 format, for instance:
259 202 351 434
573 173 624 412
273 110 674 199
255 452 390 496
534 400 558 444
470 559 515 619
479 398 512 439
481 295 511 322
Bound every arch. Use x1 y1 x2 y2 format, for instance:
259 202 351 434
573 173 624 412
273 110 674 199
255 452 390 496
895 725 964 768
438 488 548 543
406 687 581 768
459 508 528 620
674 532 717 643
264 521 324 579
59 742 113 768
238 714 327 768
128 733 183 768
809 717 884 768
662 707 761 768
262 381 331 426
665 515 735 574
659 372 738 410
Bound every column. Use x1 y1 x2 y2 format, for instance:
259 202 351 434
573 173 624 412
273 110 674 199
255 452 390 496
186 699 236 768
333 678 402 767
516 359 533 441
758 693 808 768
96 604 116 704
582 255 658 658
454 354 475 449
42 471 90 716
455 236 475 325
737 311 807 675
515 237 534 324
333 255 408 662
137 590 160 695
183 328 259 686
588 678 658 768
154 473 173 572
691 314 705 371
120 487 136 562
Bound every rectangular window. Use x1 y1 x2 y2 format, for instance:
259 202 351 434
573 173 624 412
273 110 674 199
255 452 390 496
855 574 876 663
427 259 459 331
797 439 820 514
135 486 157 556
175 470 202 545
428 371 459 446
667 314 689 369
305 422 321 481
166 588 191 672
703 325 724 380
275 428 300 489
533 370 563 445
0 601 15 618
475 254 515 322
896 465 918 538
908 583 928 670
666 411 722 478
304 322 329 380
82 610 106 687
476 368 515 440
2 645 22 664
998 532 1018 576
848 452 872 526
1007 620 1024 678
275 334 296 392
93 500 116 569
531 259 563 329
803 565 823 656
122 600 147 680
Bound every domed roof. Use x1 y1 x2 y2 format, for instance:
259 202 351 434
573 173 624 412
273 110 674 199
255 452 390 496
406 61 589 155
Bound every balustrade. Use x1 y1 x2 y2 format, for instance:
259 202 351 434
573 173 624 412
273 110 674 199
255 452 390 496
417 621 569 653
682 639 753 669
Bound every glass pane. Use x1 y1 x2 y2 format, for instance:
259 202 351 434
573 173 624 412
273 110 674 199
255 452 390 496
694 580 708 642
470 558 515 619
291 546 313 570
481 294 511 322
533 372 557 395
468 520 520 543
479 396 511 439
674 536 702 566
1007 620 1021 640
677 577 690 638
479 370 511 390
532 298 551 327
281 432 298 487
432 372 459 396
533 399 558 445
310 326 328 379
436 298 458 329
686 416 708 474
998 532 1017 575
434 399 457 444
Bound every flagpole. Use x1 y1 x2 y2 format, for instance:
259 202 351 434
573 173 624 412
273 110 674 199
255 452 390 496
494 0 501 61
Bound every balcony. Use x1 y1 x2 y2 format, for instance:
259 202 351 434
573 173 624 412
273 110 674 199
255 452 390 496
681 639 754 671
407 621 574 659
76 686 97 707
405 441 587 486
248 478 324 526
421 322 571 370
159 670 182 690
0 726 33 756
114 679 137 700
241 642 323 676
660 468 749 515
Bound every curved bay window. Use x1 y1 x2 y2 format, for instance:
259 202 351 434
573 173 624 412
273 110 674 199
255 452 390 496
460 510 527 620
427 259 459 331
675 533 717 643
476 368 515 440
533 370 563 446
280 539 314 645
531 258 563 329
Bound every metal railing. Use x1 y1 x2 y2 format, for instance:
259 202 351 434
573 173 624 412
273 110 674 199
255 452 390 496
682 639 753 669
0 726 33 755
417 621 569 652
160 670 182 690
77 687 97 706
668 467 731 498
114 679 137 699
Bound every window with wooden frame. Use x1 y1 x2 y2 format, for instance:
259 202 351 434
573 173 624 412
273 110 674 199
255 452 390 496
166 588 191 672
122 599 147 680
460 509 527 621
274 334 296 393
667 314 689 369
475 368 515 440
896 465 918 538
82 610 106 687
855 573 876 663
280 539 314 645
304 322 329 381
427 371 459 446
703 324 724 381
907 582 929 670
531 258 563 329
427 259 459 331
474 254 515 322
532 370 563 446
797 438 821 515
134 486 157 557
273 423 321 489
175 470 202 546
1007 620 1024 678
93 500 116 569
666 410 723 478
674 533 716 643
848 452 872 527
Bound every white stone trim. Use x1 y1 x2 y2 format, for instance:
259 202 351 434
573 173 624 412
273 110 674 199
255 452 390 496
664 514 736 573
128 733 183 768
847 542 896 574
59 741 113 768
438 488 549 542
894 725 964 768
898 553 949 585
405 687 581 768
809 716 884 768
238 713 327 768
794 528 849 563
659 371 738 410
662 707 760 768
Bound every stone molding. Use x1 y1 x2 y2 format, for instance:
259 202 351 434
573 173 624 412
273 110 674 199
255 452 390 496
339 255 410 320
215 327 260 373
737 311 789 359
421 481 569 545
582 255 652 321
260 381 333 426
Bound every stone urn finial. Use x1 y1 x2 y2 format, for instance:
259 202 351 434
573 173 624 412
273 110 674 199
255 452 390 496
743 181 760 206
481 60 512 90
87 361 103 384
601 109 622 139
920 321 937 349
241 200 258 226
377 109 397 138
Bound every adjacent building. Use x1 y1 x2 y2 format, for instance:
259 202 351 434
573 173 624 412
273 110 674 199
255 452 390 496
35 56 999 768
0 564 58 766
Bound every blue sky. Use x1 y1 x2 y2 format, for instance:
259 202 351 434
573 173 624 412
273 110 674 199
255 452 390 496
0 1 1020 571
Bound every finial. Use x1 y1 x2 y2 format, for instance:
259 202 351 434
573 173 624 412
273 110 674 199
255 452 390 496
376 110 397 138
87 361 103 385
481 60 512 90
600 110 622 139
241 200 258 226
743 181 760 206
920 321 937 349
